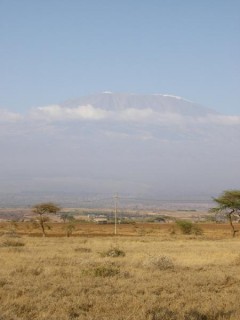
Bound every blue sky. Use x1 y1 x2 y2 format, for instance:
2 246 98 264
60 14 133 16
0 0 239 114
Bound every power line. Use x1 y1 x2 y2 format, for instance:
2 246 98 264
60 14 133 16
113 194 119 235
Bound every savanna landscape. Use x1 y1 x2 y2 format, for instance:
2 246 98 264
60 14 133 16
1 215 240 320
1 2 240 320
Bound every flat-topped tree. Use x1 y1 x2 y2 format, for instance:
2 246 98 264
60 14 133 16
210 190 240 237
32 202 61 237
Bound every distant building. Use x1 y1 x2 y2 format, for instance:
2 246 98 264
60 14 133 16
93 217 108 224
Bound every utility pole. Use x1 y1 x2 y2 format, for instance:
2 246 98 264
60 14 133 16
114 193 119 235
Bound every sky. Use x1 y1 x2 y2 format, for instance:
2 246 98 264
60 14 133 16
0 0 239 115
0 0 240 204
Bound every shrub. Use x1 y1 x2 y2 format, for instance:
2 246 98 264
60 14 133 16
100 247 125 257
93 265 120 277
176 220 193 234
74 247 91 253
169 226 176 235
4 230 20 238
82 262 120 277
184 310 208 320
29 267 44 276
233 254 240 265
144 255 174 270
0 279 8 287
176 220 203 235
192 224 203 236
184 309 233 320
146 307 177 320
1 240 25 247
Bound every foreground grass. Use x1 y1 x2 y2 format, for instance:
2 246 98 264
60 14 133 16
0 234 240 320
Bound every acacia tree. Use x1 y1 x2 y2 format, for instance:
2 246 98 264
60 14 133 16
64 218 76 237
32 202 61 237
210 190 240 237
60 213 69 223
60 214 76 237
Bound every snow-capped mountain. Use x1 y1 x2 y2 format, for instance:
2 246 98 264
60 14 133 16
62 92 217 116
0 93 239 204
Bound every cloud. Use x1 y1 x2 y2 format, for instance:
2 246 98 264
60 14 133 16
30 104 108 121
31 105 158 123
30 104 186 125
186 114 240 127
205 114 240 126
0 109 23 122
118 108 155 122
104 130 154 141
22 104 240 128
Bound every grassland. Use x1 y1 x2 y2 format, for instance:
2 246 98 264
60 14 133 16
0 222 240 320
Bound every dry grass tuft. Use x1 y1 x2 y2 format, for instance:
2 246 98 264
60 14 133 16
74 247 91 253
146 306 177 320
1 239 25 247
233 254 240 266
100 247 126 257
82 261 120 277
143 255 175 270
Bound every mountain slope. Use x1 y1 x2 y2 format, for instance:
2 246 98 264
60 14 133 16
62 92 218 116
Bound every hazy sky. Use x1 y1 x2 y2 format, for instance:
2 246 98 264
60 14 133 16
0 0 239 114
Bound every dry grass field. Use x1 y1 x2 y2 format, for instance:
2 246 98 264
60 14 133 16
1 222 240 320
0 221 237 239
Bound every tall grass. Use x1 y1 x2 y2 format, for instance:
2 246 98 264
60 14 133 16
0 231 240 319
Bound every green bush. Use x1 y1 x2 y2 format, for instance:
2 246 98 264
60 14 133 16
176 220 193 234
176 220 203 235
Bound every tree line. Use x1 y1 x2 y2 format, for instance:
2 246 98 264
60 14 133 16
31 189 240 237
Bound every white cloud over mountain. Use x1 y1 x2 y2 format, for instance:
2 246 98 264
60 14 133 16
30 104 108 121
203 114 240 126
29 104 240 127
0 109 23 122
